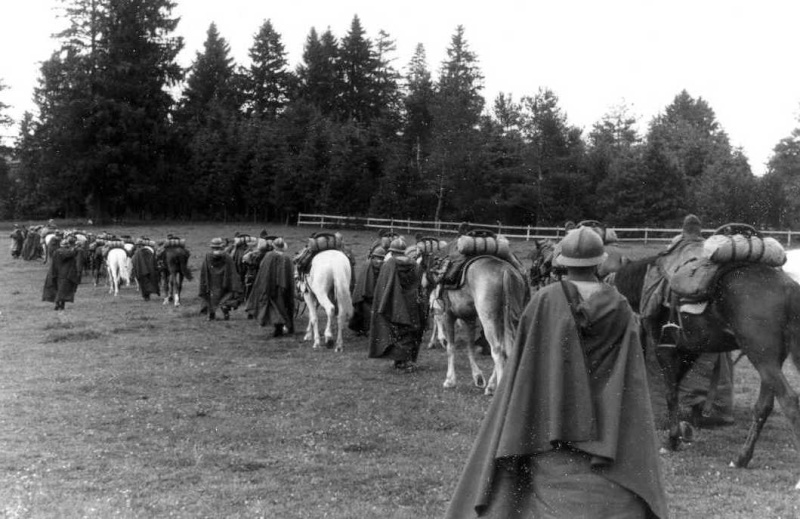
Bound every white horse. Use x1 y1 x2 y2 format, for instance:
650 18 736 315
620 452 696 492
783 249 800 284
106 247 130 296
296 249 353 351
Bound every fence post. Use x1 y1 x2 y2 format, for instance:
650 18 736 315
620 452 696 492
320 216 324 228
644 229 648 245
526 225 530 241
788 230 792 248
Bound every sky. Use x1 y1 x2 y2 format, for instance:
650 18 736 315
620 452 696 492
1 0 799 176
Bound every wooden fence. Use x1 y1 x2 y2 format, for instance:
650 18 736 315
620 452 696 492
296 213 798 247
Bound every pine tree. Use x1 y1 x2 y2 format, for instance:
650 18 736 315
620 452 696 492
429 25 485 221
244 19 293 120
519 88 586 225
296 27 340 117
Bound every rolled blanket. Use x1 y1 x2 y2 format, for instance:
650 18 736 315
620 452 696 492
308 233 342 253
704 234 786 266
235 236 258 247
164 238 186 248
457 234 511 257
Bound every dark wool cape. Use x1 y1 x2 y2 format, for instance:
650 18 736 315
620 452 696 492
349 260 381 333
199 253 243 313
42 247 81 303
245 251 295 327
445 282 669 519
368 256 426 361
22 232 42 260
131 247 160 297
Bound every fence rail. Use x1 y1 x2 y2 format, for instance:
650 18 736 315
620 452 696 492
296 213 798 247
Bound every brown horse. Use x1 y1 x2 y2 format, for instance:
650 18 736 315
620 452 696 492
613 255 800 481
430 256 528 395
162 246 193 306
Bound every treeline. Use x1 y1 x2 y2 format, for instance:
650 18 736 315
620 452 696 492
1 0 800 229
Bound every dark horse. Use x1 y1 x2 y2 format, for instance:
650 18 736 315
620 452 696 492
613 255 800 477
161 246 193 307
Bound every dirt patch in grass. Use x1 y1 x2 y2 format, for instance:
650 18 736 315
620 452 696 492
43 329 104 343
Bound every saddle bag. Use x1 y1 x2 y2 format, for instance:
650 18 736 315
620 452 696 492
669 257 720 302
294 247 314 273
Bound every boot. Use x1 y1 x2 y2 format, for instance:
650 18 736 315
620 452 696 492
223 309 230 321
208 311 216 321
273 325 284 337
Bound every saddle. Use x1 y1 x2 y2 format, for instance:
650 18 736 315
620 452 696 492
436 255 495 291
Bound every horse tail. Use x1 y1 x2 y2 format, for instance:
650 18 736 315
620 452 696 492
785 279 800 375
335 258 354 322
502 267 526 360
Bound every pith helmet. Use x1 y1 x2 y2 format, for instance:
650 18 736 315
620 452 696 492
557 226 608 267
209 237 225 250
388 237 407 254
370 246 387 258
273 237 287 251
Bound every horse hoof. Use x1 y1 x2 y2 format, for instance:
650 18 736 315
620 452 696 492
794 478 800 490
324 338 335 349
334 346 343 353
474 375 486 389
484 387 495 396
443 380 456 389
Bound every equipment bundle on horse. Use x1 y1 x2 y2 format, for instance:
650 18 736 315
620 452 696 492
611 216 800 487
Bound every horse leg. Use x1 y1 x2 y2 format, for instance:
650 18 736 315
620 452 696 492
734 358 800 473
463 320 488 392
316 294 337 350
443 312 459 389
427 296 446 350
174 274 182 307
303 294 322 349
481 317 505 396
733 376 775 468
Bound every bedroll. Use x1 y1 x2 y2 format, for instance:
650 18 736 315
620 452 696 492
416 237 447 254
704 234 786 266
235 236 258 247
456 234 511 257
165 238 187 248
308 233 342 253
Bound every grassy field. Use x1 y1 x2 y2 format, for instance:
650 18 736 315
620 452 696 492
1 222 799 518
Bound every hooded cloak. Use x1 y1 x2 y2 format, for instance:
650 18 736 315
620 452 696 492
445 281 668 519
368 256 426 361
42 247 81 304
131 247 160 298
245 250 295 328
199 252 243 313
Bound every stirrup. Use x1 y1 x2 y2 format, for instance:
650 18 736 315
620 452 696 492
657 322 681 348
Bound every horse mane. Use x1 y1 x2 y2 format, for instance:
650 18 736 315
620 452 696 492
612 255 657 308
